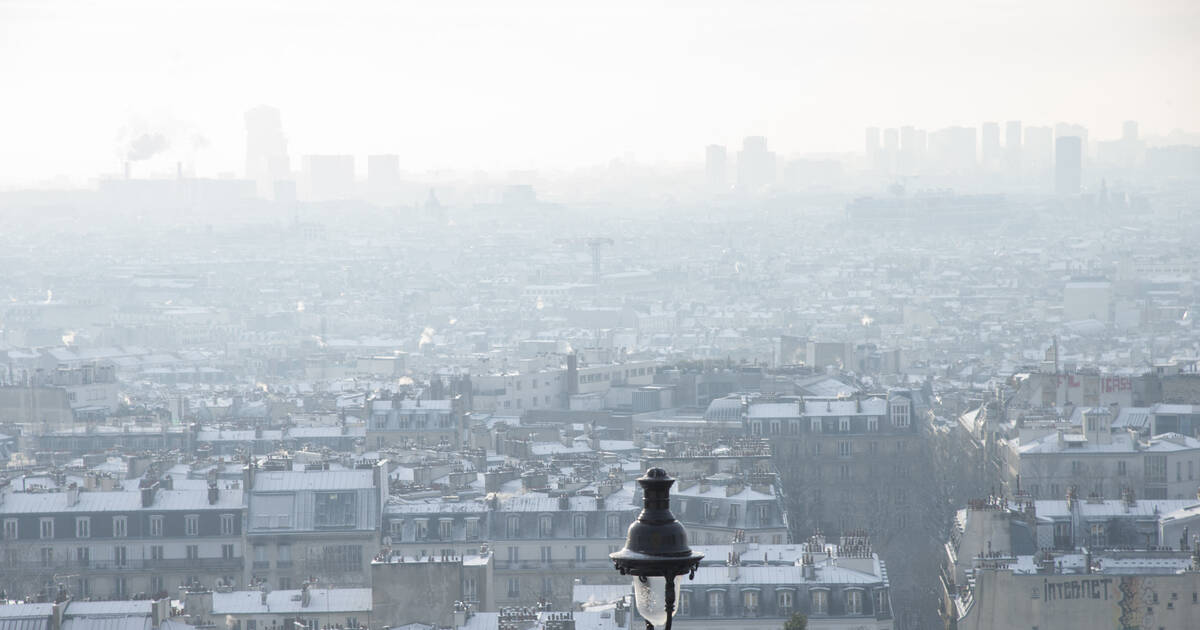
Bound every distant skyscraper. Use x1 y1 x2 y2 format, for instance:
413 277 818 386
981 122 1001 170
865 127 881 171
705 144 727 189
1122 120 1138 142
736 136 776 192
1005 121 1022 175
367 154 400 203
302 155 355 201
1054 123 1089 158
245 106 290 199
1055 136 1082 195
899 126 922 175
882 128 899 174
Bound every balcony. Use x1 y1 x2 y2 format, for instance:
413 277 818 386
147 558 243 570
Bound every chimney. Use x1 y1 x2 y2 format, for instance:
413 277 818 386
301 582 311 608
727 551 740 581
141 482 159 507
452 601 468 627
558 493 570 510
66 483 79 507
208 481 219 505
260 589 268 606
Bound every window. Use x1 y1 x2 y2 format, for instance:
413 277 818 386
277 543 291 566
607 514 621 538
869 441 878 454
730 504 740 523
320 544 362 573
811 417 822 433
778 589 794 613
466 518 480 540
76 517 90 538
840 464 850 480
757 504 769 523
149 515 163 537
575 545 587 562
114 577 127 598
3 519 16 540
1146 456 1167 483
507 577 520 598
113 516 127 538
540 546 552 563
77 547 90 566
222 544 235 559
151 545 163 561
679 590 691 615
868 416 879 432
185 514 199 536
891 400 910 428
186 545 199 561
839 417 850 432
847 589 864 614
508 546 519 564
315 493 357 527
40 547 53 567
77 578 90 598
1118 461 1127 476
40 518 54 539
439 519 452 540
874 589 889 615
541 576 553 595
540 514 553 536
838 441 850 456
811 589 829 614
464 578 477 602
416 519 429 539
1071 460 1081 474
220 514 235 535
507 515 520 538
708 591 725 616
389 519 404 540
278 577 292 590
114 546 127 567
770 421 781 435
743 589 760 613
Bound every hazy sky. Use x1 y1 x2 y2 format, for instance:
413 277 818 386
2 0 1197 187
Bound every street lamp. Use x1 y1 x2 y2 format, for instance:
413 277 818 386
610 468 704 630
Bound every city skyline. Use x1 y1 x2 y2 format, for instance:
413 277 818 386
2 0 1198 187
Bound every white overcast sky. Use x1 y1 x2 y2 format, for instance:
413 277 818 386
1 0 1197 186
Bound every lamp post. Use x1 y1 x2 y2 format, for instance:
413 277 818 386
610 468 703 630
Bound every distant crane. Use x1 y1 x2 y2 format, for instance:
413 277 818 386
587 237 613 285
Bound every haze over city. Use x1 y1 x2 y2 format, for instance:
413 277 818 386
2 3 1200 630
2 0 1199 187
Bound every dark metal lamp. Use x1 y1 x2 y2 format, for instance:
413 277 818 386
610 468 704 630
